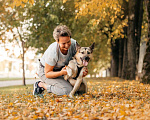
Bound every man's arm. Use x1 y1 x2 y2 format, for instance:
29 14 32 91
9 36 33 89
45 63 67 78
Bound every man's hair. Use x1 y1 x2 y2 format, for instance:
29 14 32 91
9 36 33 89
53 25 72 42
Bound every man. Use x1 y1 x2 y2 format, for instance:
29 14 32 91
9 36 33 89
33 25 88 96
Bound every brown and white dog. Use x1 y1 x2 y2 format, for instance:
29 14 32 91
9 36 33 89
64 42 95 98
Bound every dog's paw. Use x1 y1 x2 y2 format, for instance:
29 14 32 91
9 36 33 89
66 67 72 77
69 93 74 99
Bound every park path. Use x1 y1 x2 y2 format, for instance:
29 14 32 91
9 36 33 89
0 79 37 87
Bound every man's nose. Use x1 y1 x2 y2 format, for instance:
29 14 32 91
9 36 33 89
65 44 69 48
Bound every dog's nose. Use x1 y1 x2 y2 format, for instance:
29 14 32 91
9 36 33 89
84 56 90 62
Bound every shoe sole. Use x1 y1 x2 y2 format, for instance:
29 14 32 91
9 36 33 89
33 81 45 96
33 82 37 95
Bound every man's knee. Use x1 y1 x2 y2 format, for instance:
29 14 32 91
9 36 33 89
53 83 73 95
61 87 72 95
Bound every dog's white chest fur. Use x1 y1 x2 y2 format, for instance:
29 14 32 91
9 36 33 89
64 59 78 80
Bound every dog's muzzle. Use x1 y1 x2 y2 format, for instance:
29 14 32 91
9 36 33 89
81 56 90 66
84 56 90 62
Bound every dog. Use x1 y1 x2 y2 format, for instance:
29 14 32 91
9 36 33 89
64 42 95 98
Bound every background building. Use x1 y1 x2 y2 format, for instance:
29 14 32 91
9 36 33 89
0 41 41 78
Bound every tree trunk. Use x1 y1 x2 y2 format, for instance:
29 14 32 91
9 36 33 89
118 39 124 77
127 0 136 80
141 0 150 83
138 42 146 79
135 0 144 71
22 40 26 86
110 39 119 77
17 29 26 86
121 33 128 79
141 41 150 83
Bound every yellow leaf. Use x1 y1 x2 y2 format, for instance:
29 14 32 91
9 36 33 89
12 112 17 116
22 0 28 3
63 0 67 3
120 116 125 120
104 27 108 32
121 34 124 38
15 0 21 7
120 110 126 115
33 115 38 119
140 83 143 85
20 3 25 8
93 21 97 26
29 0 34 4
9 102 13 106
111 18 114 24
115 29 119 34
121 15 124 18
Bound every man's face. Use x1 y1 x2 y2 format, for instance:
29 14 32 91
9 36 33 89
58 36 71 52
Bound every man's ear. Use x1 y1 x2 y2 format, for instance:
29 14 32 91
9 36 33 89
90 42 95 52
56 39 59 43
76 42 81 51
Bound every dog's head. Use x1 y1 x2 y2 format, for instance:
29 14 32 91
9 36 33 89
74 42 95 67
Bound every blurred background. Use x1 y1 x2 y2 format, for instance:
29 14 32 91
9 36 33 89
0 0 149 84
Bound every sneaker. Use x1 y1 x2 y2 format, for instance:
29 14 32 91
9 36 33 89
33 81 45 95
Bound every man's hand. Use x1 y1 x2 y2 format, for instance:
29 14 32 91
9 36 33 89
83 67 88 77
61 66 67 75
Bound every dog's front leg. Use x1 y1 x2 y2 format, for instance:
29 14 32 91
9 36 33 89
69 69 84 98
69 77 83 98
82 78 88 92
68 79 76 86
81 67 88 92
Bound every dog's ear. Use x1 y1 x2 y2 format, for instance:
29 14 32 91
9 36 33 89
76 42 81 51
90 42 95 52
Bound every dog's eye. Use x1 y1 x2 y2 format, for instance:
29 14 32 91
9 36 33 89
87 51 91 54
81 52 84 54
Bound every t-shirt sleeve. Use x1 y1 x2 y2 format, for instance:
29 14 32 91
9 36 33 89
45 54 57 66
44 45 58 66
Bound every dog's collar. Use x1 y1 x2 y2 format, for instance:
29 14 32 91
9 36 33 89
72 57 84 80
73 66 83 80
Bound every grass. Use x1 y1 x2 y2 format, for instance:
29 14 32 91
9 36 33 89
1 77 150 119
0 84 33 94
0 77 39 81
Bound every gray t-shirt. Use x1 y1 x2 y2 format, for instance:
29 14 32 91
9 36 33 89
40 38 76 71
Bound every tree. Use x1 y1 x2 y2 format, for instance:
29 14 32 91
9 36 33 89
127 0 136 80
10 0 34 8
126 0 144 80
0 0 31 85
118 38 124 77
110 39 119 77
73 0 127 76
121 31 128 79
1 0 147 79
141 0 150 83
26 0 77 53
135 0 144 66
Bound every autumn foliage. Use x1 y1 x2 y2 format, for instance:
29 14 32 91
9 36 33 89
1 78 150 119
10 0 34 8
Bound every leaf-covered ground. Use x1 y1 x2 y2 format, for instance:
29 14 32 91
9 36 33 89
1 77 150 120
